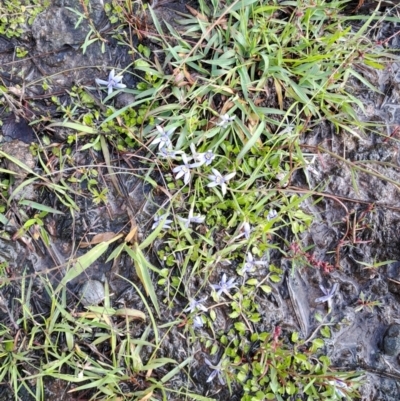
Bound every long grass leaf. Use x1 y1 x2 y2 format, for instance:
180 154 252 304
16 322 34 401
123 244 160 316
100 135 122 196
19 200 64 215
160 357 193 384
47 121 97 134
139 213 170 250
117 275 159 343
236 121 265 161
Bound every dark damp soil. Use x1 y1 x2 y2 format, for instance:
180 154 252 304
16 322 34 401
1 1 400 400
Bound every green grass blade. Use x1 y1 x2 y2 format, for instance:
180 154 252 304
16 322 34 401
47 121 97 134
236 120 265 161
123 244 160 316
19 200 64 215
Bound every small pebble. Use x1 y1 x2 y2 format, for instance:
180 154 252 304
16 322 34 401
79 280 105 306
383 324 400 356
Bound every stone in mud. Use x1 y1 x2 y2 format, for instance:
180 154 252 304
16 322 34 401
32 6 93 67
383 324 400 356
79 280 105 306
2 114 36 144
115 93 136 109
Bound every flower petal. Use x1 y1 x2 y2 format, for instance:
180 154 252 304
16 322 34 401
315 295 331 304
221 183 227 196
211 168 222 177
175 170 185 179
95 78 109 86
183 172 191 185
108 69 115 80
207 370 217 383
319 285 328 295
224 172 236 181
191 215 205 223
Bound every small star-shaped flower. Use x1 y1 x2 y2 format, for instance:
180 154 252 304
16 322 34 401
235 221 251 240
207 169 236 196
95 69 126 95
151 125 175 150
193 315 204 328
205 358 225 385
211 273 236 298
190 144 216 166
184 297 208 313
216 113 235 128
172 154 201 185
177 209 205 228
157 147 182 160
267 209 278 221
151 213 173 230
242 252 267 274
315 283 338 304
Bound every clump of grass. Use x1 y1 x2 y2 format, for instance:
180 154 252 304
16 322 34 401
0 274 189 400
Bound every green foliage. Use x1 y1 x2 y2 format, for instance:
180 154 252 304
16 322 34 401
0 0 49 38
0 0 390 399
233 331 363 400
0 262 9 287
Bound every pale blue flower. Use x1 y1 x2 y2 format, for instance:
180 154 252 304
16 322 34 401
315 283 338 304
329 379 349 398
267 209 278 221
193 315 204 328
157 147 182 159
95 69 126 95
172 154 200 185
242 252 267 274
151 213 172 230
216 113 235 128
242 222 251 239
211 273 236 298
236 221 251 240
207 169 236 196
184 297 208 313
190 144 216 166
151 125 175 150
178 209 205 227
205 358 225 385
198 150 215 166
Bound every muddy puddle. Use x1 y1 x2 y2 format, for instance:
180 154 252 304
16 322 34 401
0 0 400 400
